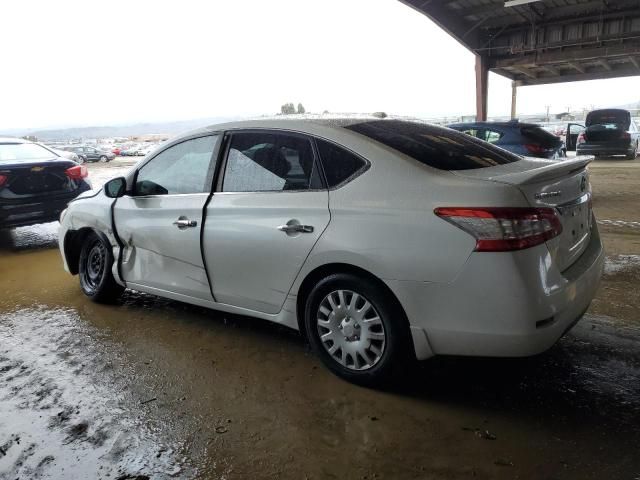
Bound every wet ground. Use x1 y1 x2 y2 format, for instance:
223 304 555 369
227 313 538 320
1 157 639 479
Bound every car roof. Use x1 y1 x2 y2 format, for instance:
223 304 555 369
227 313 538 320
447 120 541 129
160 114 434 145
0 136 30 144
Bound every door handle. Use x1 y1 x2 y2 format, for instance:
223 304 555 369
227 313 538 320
277 224 314 234
173 217 198 229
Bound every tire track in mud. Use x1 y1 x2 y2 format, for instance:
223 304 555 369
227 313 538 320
0 306 191 479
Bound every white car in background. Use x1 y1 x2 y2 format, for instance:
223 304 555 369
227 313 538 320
57 117 604 385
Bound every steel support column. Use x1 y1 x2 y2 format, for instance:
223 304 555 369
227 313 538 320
510 81 517 119
475 55 488 121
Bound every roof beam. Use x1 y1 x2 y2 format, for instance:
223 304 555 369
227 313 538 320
499 65 640 86
398 0 491 51
569 62 586 74
491 43 640 69
483 2 640 30
599 59 613 71
511 66 537 79
542 64 561 76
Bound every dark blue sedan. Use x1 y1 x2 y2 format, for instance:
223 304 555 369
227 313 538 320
447 120 566 159
0 138 91 229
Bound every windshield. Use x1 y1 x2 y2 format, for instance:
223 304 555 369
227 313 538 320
0 143 57 162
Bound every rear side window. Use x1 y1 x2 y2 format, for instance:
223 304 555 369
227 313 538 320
345 120 521 170
315 139 367 187
222 132 323 192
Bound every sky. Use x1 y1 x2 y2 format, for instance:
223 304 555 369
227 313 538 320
1 0 639 130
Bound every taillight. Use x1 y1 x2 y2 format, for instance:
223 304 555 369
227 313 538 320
621 131 631 140
65 165 88 180
577 132 586 144
434 207 563 252
524 143 547 155
0 174 6 187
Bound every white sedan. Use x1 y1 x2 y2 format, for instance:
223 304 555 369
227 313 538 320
58 116 604 385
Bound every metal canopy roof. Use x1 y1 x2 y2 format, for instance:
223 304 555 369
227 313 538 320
400 0 640 86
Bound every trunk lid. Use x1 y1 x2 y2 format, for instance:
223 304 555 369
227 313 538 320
584 109 631 143
452 156 594 272
0 159 79 199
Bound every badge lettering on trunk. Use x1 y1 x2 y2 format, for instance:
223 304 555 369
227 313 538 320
535 191 561 200
30 166 45 172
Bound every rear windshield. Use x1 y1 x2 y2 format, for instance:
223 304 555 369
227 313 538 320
520 126 561 147
344 120 521 170
586 110 630 128
0 143 57 163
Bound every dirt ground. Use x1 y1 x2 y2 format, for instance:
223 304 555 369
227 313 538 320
0 156 639 479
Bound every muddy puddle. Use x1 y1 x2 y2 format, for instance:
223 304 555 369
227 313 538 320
0 160 639 479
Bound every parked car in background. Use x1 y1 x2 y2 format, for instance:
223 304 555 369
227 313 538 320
0 137 91 229
63 145 116 163
47 146 82 163
58 117 603 386
136 145 155 156
448 120 567 159
576 109 639 159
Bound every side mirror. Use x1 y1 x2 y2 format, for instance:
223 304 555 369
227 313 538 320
104 177 127 198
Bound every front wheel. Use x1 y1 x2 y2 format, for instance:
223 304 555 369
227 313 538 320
304 273 411 387
79 231 124 303
99 155 108 163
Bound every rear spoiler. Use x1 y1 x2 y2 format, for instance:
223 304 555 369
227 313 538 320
489 156 594 185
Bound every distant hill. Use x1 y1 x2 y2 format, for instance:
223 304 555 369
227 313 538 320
1 117 238 141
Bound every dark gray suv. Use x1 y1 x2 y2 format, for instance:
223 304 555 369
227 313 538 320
447 120 566 159
64 146 116 163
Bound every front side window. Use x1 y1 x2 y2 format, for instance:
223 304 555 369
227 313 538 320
222 132 322 192
135 135 218 195
315 139 367 188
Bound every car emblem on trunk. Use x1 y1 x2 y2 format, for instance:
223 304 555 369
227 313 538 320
580 176 587 192
534 191 561 200
30 166 45 172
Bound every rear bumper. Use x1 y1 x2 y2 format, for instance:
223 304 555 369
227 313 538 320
388 224 604 360
577 143 634 157
0 185 90 229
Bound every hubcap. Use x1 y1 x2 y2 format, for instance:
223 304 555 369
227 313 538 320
83 241 106 290
316 289 386 371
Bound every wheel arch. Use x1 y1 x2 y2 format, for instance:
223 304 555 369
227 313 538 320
63 227 110 275
295 263 413 350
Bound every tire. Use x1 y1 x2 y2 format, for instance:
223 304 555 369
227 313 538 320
99 155 108 163
76 156 85 165
304 273 412 387
626 143 638 160
79 155 87 164
78 231 124 303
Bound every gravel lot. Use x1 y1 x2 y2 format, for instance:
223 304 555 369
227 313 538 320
0 156 639 479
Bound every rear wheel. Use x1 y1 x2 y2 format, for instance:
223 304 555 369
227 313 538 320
79 231 124 303
304 273 411 386
626 143 638 160
99 155 108 163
